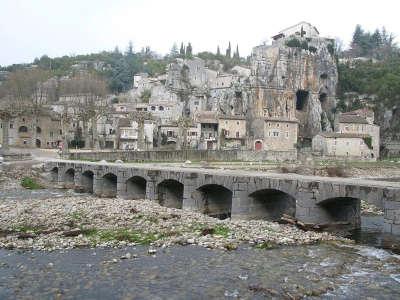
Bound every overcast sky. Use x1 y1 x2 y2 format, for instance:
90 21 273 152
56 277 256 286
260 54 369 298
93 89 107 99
1 0 399 66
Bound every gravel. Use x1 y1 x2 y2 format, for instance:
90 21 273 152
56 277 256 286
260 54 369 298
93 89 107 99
0 195 343 251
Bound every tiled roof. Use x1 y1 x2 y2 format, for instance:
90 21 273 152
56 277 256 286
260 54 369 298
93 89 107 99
339 114 369 124
318 132 370 138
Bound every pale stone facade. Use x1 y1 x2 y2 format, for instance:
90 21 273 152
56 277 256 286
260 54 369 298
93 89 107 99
218 116 246 149
1 113 62 148
272 21 319 41
337 110 380 159
119 120 154 150
312 133 375 160
195 111 219 150
261 118 298 151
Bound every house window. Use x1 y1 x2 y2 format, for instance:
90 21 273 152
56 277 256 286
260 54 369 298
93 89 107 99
194 101 199 105
285 132 289 138
273 131 279 137
22 118 25 122
167 130 173 137
50 132 53 138
59 130 62 135
159 106 164 111
151 106 156 111
277 123 279 127
236 132 239 138
10 123 13 129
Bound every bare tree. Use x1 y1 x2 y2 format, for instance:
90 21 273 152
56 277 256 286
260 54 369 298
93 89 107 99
128 111 154 150
175 116 192 150
59 72 109 149
0 68 50 153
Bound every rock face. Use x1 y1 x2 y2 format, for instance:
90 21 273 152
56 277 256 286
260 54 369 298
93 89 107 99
249 36 338 139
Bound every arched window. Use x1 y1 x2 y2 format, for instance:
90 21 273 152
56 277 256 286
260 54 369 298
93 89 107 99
36 126 42 134
18 126 28 133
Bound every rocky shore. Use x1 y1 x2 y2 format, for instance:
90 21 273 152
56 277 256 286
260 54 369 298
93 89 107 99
0 195 343 251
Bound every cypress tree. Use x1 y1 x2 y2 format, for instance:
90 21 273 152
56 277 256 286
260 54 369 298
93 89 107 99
226 42 231 58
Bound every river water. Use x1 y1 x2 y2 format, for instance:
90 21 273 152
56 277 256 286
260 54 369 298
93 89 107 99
0 188 400 299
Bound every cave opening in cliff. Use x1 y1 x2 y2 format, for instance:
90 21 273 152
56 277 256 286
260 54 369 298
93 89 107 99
296 90 309 111
319 92 327 103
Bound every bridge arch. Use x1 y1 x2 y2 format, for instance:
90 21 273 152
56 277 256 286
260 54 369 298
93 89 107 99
126 176 147 199
81 170 94 193
102 172 117 198
64 168 75 186
193 184 233 219
247 189 296 221
157 179 184 208
50 167 58 182
317 197 361 230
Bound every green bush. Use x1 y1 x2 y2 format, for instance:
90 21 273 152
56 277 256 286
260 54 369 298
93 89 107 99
285 38 301 48
363 136 373 149
21 177 43 190
309 46 317 53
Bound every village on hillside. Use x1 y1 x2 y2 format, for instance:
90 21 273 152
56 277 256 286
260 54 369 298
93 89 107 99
0 22 381 161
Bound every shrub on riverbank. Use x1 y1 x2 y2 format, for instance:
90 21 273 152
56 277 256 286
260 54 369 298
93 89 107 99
21 177 43 189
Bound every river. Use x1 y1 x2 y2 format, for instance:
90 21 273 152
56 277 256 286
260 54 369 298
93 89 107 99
0 188 399 299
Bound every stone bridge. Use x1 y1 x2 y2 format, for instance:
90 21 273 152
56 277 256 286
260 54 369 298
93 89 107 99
46 160 400 235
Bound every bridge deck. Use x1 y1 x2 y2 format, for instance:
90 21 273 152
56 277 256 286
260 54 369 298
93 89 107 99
52 159 400 189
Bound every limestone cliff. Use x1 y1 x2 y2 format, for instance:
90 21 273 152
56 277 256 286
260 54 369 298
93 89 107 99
249 36 338 139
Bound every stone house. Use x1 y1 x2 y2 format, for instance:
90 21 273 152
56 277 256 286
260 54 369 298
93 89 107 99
272 21 319 41
312 133 375 160
195 111 219 150
218 116 246 149
337 110 380 159
158 123 200 149
166 58 208 89
119 119 154 150
256 118 298 151
1 112 63 148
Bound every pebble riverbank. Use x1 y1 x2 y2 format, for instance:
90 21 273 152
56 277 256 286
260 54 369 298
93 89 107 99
0 195 344 251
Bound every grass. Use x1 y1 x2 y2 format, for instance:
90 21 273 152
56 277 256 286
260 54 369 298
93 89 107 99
198 224 230 238
13 224 43 234
82 228 161 245
68 210 87 222
255 241 278 250
213 225 230 237
21 177 44 190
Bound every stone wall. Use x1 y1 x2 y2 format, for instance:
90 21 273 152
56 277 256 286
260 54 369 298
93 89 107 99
67 149 297 162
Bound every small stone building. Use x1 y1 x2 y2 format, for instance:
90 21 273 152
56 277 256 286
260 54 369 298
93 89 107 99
1 112 63 148
119 119 154 150
195 111 219 150
218 116 246 149
312 133 375 160
257 118 298 151
337 110 380 159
